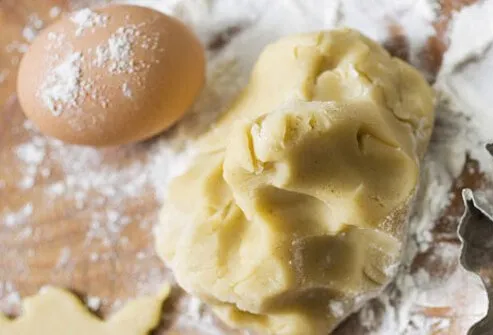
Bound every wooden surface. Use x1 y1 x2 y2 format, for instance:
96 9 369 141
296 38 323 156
0 0 182 332
0 0 485 334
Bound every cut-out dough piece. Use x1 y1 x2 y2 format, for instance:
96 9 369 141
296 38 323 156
0 284 170 335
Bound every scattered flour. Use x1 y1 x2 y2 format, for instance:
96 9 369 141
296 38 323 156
22 28 37 43
37 47 109 118
56 247 72 269
86 296 102 311
92 23 160 75
121 82 132 98
49 6 62 19
71 8 108 36
22 13 44 43
174 296 225 335
2 0 493 334
435 0 493 175
5 42 29 54
39 52 85 116
3 12 42 77
330 301 346 318
16 142 46 165
3 204 33 228
0 282 21 315
35 11 161 118
95 25 138 73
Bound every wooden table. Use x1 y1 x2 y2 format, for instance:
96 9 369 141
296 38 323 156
0 0 485 334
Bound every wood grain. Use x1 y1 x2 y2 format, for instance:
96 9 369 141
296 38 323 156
0 0 170 325
0 1 486 334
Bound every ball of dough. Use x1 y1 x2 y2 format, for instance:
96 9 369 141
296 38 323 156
156 28 434 334
17 5 205 146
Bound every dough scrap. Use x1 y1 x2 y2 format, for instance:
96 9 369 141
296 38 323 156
0 284 170 335
156 28 434 334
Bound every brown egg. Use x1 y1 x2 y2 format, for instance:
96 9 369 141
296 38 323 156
17 5 205 146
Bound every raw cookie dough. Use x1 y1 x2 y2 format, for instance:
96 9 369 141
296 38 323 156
0 285 170 335
156 28 434 334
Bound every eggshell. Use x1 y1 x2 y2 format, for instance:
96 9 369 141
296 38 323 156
17 5 205 146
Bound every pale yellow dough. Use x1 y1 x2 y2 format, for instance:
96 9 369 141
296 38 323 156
0 285 170 335
156 28 434 334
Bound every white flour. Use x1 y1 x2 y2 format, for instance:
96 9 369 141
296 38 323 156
22 13 44 43
2 0 493 334
40 52 84 116
86 295 102 311
436 0 493 175
37 8 164 121
71 8 108 36
93 24 159 73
